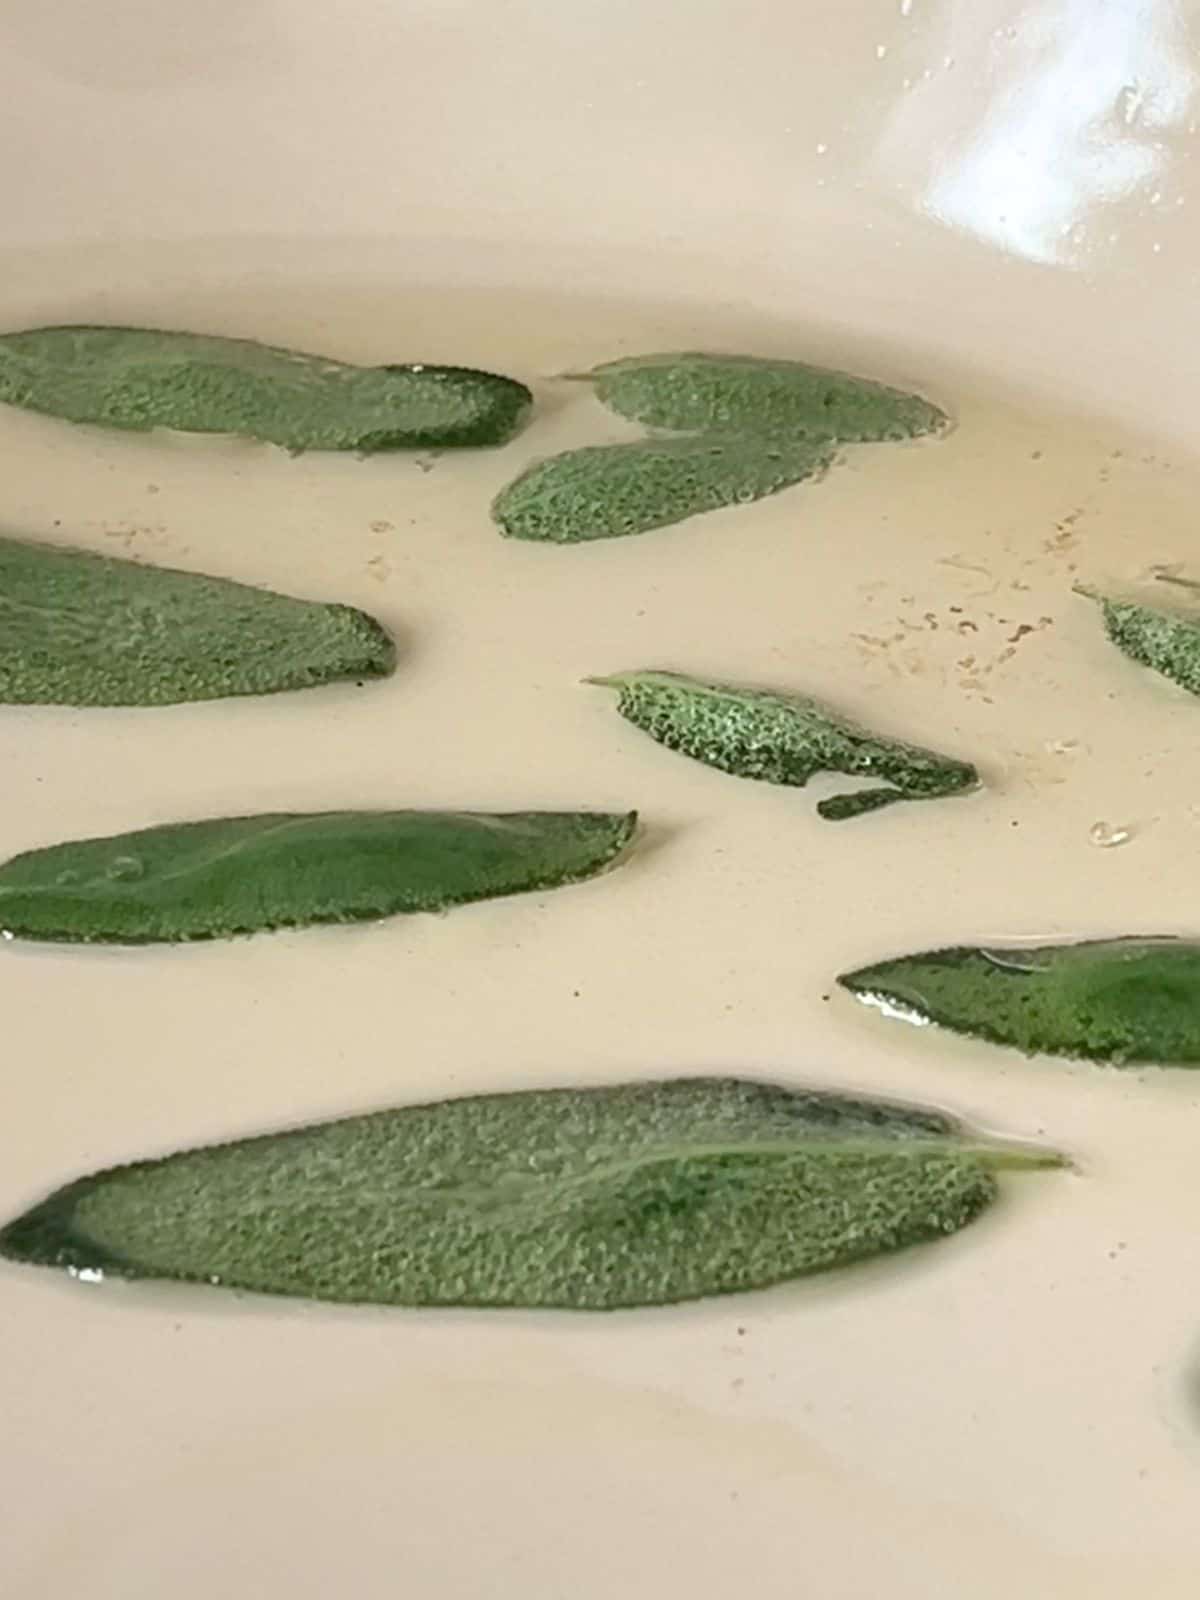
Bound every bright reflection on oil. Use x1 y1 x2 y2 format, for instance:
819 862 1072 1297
884 0 1195 265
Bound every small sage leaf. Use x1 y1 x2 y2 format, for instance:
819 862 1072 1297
0 1077 1060 1309
0 809 637 944
0 325 531 451
491 436 831 543
1080 581 1200 697
587 669 978 819
0 534 395 706
840 937 1200 1065
587 352 948 442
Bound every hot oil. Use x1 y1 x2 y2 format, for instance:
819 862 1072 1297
3 245 1200 1598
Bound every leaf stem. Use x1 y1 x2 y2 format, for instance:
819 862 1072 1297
970 1142 1069 1174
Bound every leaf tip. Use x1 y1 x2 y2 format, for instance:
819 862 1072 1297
0 1191 84 1270
346 610 398 678
834 962 935 1030
817 788 904 822
835 962 892 997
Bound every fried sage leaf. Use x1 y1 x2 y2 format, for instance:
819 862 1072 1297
1080 580 1200 697
0 534 394 706
492 435 831 543
0 1077 1059 1309
0 325 531 451
588 669 978 819
840 937 1200 1065
587 352 948 442
0 809 637 944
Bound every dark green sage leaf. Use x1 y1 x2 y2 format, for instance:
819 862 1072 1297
840 937 1200 1065
0 809 637 944
492 435 831 543
1080 580 1200 697
588 669 978 819
0 1077 1060 1309
0 325 531 451
587 352 948 442
0 534 395 706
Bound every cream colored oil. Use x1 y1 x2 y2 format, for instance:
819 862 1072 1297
4 245 1200 1599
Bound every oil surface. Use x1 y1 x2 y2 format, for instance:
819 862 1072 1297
4 242 1200 1599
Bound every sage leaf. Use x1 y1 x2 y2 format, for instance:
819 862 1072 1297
1080 580 1200 697
0 534 395 706
587 352 948 442
0 325 531 451
587 669 978 819
0 1077 1060 1309
0 809 637 944
840 937 1200 1065
492 435 831 543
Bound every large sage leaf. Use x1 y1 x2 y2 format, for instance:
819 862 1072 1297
0 535 394 706
840 937 1200 1065
0 1077 1059 1309
0 809 637 944
492 435 830 544
1080 580 1200 697
0 325 531 451
588 669 978 819
587 352 948 442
